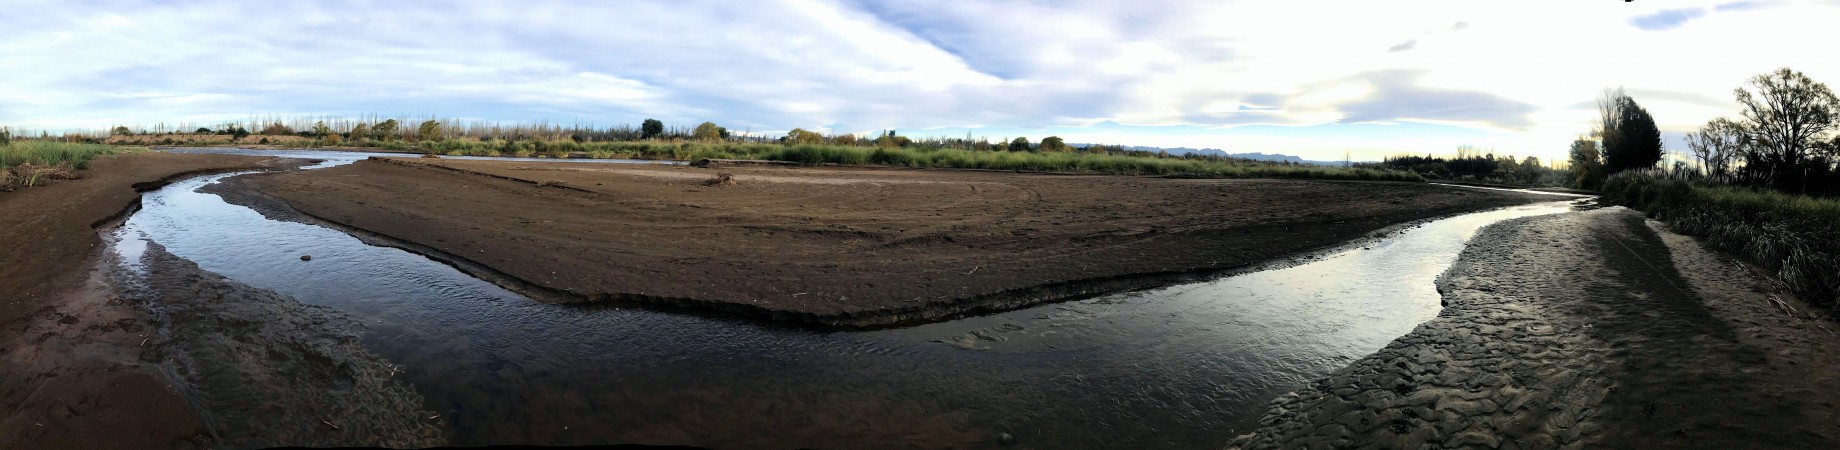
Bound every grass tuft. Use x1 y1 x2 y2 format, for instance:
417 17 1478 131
1 141 127 190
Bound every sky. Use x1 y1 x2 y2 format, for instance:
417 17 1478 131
3 0 1838 162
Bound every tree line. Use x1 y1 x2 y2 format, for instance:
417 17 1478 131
1572 68 1840 196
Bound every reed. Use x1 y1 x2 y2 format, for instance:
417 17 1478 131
0 141 129 189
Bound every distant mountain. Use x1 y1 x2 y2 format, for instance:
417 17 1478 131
1070 144 1363 166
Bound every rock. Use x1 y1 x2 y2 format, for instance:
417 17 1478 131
300 255 312 261
997 432 1015 445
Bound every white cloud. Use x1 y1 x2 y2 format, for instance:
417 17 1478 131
0 0 1835 161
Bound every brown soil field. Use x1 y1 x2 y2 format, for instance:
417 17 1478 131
0 152 282 449
1227 208 1840 449
223 157 1560 327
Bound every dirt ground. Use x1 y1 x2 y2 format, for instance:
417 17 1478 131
0 152 280 449
122 242 444 448
223 157 1559 326
1226 207 1840 449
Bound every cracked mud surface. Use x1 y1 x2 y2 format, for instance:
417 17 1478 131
1228 207 1840 449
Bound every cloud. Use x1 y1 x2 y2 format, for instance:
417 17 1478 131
1624 88 1730 109
1629 8 1708 31
1714 1 1777 12
2 0 1839 162
1331 71 1538 129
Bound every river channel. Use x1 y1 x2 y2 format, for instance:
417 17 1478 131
110 148 1582 449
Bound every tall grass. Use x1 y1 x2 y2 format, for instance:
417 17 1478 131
0 141 122 170
1603 169 1840 309
0 141 127 188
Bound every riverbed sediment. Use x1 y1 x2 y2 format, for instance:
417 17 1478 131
0 152 285 450
1226 207 1840 449
220 157 1560 327
123 242 444 448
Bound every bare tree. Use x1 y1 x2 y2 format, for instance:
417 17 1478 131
1595 87 1624 144
1685 117 1746 179
1734 67 1839 189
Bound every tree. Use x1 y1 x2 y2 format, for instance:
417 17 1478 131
194 127 213 134
1569 138 1606 190
1040 136 1069 152
1518 156 1543 184
311 121 333 138
111 126 132 136
349 123 370 141
227 125 250 142
641 118 664 139
1598 90 1663 174
874 130 909 147
692 122 723 141
1008 136 1032 152
1734 67 1839 191
0 127 10 146
785 128 823 145
259 122 294 136
1685 117 1746 179
417 120 443 142
371 119 400 141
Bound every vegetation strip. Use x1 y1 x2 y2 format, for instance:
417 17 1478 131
0 141 129 189
1602 170 1840 309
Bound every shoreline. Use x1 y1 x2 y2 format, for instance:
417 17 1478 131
1226 207 1840 449
217 157 1563 327
0 152 288 449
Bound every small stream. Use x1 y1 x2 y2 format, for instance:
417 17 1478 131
112 149 1580 449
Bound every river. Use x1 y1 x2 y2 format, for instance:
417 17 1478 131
111 148 1582 449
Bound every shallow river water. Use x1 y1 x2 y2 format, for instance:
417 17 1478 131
113 149 1580 449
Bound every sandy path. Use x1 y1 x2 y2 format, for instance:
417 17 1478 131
226 157 1559 327
1226 207 1840 449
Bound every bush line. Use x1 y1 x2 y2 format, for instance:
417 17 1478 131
322 139 1422 182
1602 169 1840 310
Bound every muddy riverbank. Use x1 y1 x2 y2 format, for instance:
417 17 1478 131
222 157 1561 327
1226 207 1840 449
134 155 1585 448
122 242 444 447
0 152 285 449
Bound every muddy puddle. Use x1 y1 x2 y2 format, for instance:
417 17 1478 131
111 149 1582 449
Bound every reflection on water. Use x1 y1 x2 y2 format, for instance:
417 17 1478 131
115 149 1577 448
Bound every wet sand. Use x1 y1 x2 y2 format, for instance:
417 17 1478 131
0 152 279 449
1226 207 1840 449
222 157 1558 327
121 242 443 447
